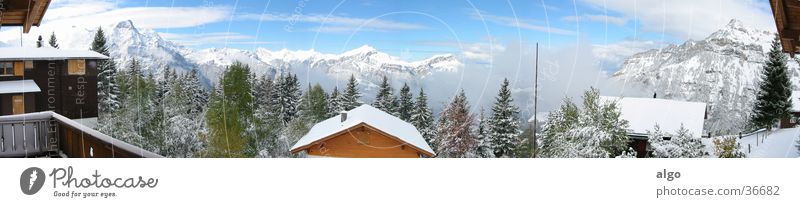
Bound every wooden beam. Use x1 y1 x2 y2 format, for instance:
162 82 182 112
23 0 43 33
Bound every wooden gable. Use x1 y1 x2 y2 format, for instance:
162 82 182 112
292 123 434 158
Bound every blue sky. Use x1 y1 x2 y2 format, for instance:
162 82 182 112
4 0 778 66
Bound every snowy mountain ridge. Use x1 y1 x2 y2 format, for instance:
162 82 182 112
612 19 800 134
15 20 462 88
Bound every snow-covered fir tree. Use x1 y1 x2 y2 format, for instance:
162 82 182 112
411 88 436 151
488 78 521 158
539 88 632 158
187 69 209 114
751 35 793 131
647 124 706 158
397 83 414 122
91 26 120 121
436 89 477 158
327 86 344 117
48 32 59 49
373 76 398 115
475 108 494 158
341 75 362 110
269 73 302 126
162 73 205 157
36 35 43 48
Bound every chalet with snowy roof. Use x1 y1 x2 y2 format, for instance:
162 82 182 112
0 47 106 118
601 96 707 158
0 1 158 158
779 91 800 128
290 104 435 158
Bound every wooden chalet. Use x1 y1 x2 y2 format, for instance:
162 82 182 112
0 0 51 33
771 0 800 55
779 91 800 128
0 0 159 158
290 104 435 158
0 47 105 119
601 96 708 158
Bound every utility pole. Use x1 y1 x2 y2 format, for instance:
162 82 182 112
532 43 539 158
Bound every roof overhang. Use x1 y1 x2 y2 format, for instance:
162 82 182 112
290 122 436 157
771 0 800 56
0 47 109 61
0 79 40 94
0 0 52 33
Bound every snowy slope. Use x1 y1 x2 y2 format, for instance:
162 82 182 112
737 128 800 158
612 19 800 134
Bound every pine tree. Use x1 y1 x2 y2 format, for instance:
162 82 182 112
91 27 121 120
48 32 59 49
341 75 362 110
36 35 43 48
205 62 255 157
187 69 209 114
435 90 477 158
300 84 329 122
539 88 631 158
751 35 793 131
398 83 414 121
269 73 302 126
475 108 494 158
373 76 398 114
411 88 436 151
327 86 344 117
162 74 204 157
488 78 521 157
648 124 706 158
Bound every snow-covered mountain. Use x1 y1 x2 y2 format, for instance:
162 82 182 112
612 19 800 134
29 20 462 92
184 44 462 86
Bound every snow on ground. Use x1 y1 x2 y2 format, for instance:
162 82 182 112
737 128 800 158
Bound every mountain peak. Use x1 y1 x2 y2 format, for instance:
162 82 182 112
725 19 745 30
341 45 377 56
114 20 136 30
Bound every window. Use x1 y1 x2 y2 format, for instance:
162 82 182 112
68 59 86 75
24 60 33 69
0 62 13 76
12 95 24 115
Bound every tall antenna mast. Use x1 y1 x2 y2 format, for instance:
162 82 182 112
532 42 539 158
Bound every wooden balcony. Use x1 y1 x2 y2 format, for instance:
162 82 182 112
0 111 161 158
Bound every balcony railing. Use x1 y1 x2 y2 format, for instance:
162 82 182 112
0 111 161 158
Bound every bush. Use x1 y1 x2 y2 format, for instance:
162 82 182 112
712 136 745 158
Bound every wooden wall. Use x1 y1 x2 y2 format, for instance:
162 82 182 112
305 126 424 158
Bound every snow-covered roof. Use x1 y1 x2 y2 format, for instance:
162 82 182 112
791 91 800 112
601 96 707 137
290 104 435 156
0 80 40 94
0 47 108 61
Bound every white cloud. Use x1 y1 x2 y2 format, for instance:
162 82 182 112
419 40 506 63
562 14 628 26
592 40 663 71
581 0 774 40
159 32 285 47
0 0 232 47
468 10 576 35
237 13 426 33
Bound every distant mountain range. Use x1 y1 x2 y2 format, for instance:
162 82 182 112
612 19 800 134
